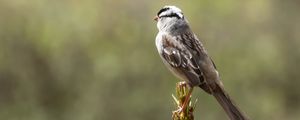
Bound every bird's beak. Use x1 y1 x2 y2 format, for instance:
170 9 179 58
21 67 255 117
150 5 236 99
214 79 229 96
154 15 159 21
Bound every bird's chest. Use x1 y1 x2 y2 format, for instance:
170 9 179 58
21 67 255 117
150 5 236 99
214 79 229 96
155 32 179 53
155 33 189 81
155 32 165 54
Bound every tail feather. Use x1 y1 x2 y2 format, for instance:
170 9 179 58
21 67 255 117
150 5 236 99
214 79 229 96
212 84 249 120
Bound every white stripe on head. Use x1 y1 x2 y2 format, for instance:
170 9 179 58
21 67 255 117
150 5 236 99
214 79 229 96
158 6 183 19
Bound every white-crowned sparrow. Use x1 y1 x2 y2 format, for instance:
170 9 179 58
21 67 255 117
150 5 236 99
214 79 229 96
154 6 249 120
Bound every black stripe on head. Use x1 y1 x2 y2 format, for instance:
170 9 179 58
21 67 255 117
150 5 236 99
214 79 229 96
159 13 182 19
157 7 170 16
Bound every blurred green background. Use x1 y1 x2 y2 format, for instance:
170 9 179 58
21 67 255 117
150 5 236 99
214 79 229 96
0 0 300 120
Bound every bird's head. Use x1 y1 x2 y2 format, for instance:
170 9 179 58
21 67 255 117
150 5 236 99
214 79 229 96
154 6 186 32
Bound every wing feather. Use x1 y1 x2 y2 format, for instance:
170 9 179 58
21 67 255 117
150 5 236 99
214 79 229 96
160 34 204 86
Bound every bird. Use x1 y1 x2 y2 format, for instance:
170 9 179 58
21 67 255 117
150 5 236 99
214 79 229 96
154 5 249 120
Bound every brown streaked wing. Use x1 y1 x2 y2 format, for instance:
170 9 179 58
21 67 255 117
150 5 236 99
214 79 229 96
160 34 204 86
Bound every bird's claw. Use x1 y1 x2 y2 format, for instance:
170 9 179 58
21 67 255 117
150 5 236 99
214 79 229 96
178 81 187 88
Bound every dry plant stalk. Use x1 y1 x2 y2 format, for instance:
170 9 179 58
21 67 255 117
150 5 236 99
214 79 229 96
172 82 198 120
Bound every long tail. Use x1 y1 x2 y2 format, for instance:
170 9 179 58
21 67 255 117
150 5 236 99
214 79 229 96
212 84 249 120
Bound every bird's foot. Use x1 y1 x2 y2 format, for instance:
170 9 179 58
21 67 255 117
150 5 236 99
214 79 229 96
178 81 187 88
172 82 195 120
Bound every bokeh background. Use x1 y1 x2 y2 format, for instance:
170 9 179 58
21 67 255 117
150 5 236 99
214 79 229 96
0 0 300 120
